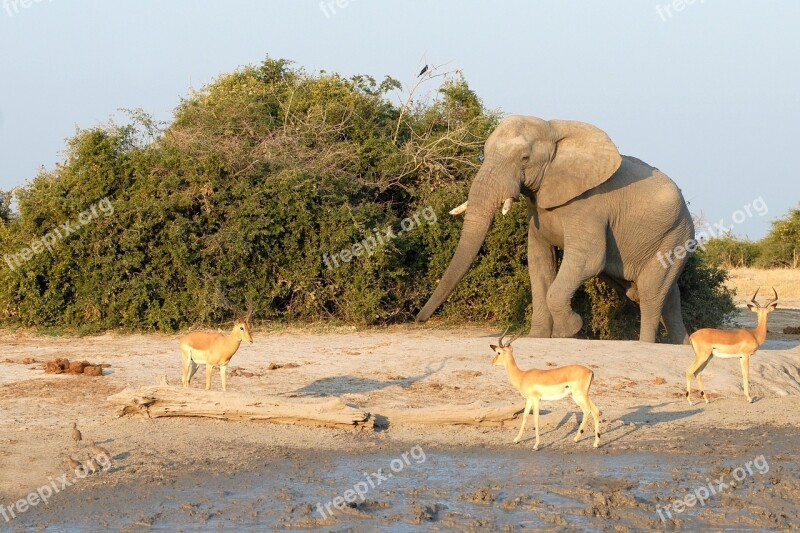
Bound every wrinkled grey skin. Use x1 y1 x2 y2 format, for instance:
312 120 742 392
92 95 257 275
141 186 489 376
416 116 694 343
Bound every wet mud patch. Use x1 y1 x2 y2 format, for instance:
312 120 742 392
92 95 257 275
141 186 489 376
11 428 799 531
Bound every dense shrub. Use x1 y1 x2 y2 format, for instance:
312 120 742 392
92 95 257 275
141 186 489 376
700 205 800 270
757 205 800 268
0 191 11 224
0 57 735 338
701 234 761 269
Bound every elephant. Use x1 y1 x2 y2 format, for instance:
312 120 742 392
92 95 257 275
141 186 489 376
416 115 694 344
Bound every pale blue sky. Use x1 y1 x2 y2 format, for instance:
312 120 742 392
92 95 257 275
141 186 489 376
1 1 798 238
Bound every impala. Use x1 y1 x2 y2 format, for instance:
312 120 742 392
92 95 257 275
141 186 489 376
490 328 600 450
180 298 254 391
686 288 778 404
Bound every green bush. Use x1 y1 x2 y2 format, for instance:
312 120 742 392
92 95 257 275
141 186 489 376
757 205 800 268
701 234 760 269
692 206 800 270
0 191 11 224
0 57 736 338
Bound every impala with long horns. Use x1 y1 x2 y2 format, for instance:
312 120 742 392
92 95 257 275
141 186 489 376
686 288 778 404
490 328 601 450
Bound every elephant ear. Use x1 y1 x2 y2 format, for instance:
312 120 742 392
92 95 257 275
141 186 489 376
536 120 622 209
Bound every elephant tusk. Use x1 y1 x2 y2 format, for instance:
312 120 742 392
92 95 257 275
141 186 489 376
501 198 514 215
449 201 468 215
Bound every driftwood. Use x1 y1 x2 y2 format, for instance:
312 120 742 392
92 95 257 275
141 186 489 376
108 387 524 429
374 401 525 428
107 386 371 428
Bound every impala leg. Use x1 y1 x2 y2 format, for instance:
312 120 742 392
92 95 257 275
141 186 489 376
181 351 190 388
514 398 533 444
741 354 752 403
187 359 199 386
205 364 214 390
220 365 227 392
695 373 709 404
686 352 712 405
588 397 601 448
532 398 541 451
685 356 700 405
572 394 590 444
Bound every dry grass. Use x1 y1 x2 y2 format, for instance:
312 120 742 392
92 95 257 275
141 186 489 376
725 268 800 305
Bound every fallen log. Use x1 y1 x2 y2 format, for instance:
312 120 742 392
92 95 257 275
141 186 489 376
107 387 524 429
107 386 371 429
373 401 525 428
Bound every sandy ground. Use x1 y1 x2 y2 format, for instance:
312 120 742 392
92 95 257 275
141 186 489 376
0 307 799 530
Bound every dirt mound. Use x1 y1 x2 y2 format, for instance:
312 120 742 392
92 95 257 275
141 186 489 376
460 485 496 504
43 358 109 376
227 367 256 378
267 362 300 370
4 357 38 364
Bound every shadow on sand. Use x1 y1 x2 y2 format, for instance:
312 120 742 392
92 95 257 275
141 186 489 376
601 401 702 446
294 359 448 397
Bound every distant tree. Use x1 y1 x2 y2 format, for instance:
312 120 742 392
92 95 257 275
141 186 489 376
757 204 800 268
700 233 760 269
0 190 11 224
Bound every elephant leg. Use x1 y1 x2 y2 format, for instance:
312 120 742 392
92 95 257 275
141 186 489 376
636 257 686 343
527 224 557 338
662 282 689 344
547 233 606 338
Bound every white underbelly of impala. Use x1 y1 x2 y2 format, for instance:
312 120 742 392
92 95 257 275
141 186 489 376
712 349 741 359
189 351 211 364
541 387 571 401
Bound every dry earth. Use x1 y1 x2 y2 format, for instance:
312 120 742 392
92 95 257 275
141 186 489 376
725 267 800 307
0 305 799 530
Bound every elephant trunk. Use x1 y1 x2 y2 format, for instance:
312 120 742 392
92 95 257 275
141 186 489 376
416 167 514 322
415 210 494 322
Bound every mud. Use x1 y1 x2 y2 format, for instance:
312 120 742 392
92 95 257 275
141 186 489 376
5 427 799 531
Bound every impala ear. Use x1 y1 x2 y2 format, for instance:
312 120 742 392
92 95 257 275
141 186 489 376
489 344 498 351
536 120 622 209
